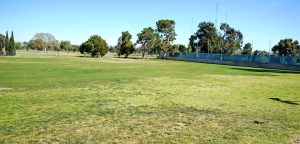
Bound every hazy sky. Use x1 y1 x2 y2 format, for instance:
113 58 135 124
1 0 299 51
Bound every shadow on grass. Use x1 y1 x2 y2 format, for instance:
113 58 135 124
230 67 300 74
270 98 299 105
114 57 143 60
113 56 158 60
76 56 96 58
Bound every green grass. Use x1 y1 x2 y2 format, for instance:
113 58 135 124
0 53 299 143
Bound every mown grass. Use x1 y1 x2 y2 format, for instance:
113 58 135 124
0 52 299 143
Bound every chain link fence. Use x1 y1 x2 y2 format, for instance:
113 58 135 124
173 53 300 66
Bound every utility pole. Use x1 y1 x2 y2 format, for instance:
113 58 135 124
189 17 194 54
268 40 272 63
215 1 219 28
250 40 254 63
221 41 223 60
207 40 210 59
215 1 219 60
191 18 194 36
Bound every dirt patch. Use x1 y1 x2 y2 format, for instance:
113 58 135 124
290 135 300 144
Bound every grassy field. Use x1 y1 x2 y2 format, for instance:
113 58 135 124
0 52 299 143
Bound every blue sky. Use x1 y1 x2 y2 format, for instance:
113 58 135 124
1 0 299 51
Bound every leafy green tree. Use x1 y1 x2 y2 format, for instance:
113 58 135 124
60 40 72 52
108 46 116 53
179 44 187 54
156 19 177 57
5 31 9 55
28 39 47 50
115 37 122 57
272 39 300 56
119 31 134 58
195 22 220 53
79 41 93 56
15 42 22 50
253 50 270 56
220 23 243 54
7 31 16 56
149 37 162 55
89 35 108 57
242 43 252 55
171 44 179 53
0 34 5 56
80 35 108 58
22 42 29 50
188 22 243 55
70 45 79 52
188 35 197 52
137 27 159 59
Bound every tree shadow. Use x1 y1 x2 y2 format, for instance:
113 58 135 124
230 67 300 74
113 56 143 60
270 98 299 105
113 56 158 60
76 56 95 58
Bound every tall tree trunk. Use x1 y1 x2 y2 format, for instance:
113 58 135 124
142 42 146 59
142 51 145 59
159 51 166 59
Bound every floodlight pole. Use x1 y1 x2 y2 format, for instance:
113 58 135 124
251 40 253 63
221 48 223 60
215 1 219 28
268 40 271 63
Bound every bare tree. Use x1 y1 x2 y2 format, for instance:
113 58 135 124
31 33 59 51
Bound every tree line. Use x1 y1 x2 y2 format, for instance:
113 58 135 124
1 19 299 58
27 33 79 52
0 31 16 56
98 19 300 58
0 32 80 54
188 22 300 57
110 19 180 59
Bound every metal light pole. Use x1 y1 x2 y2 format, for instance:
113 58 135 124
268 40 271 63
